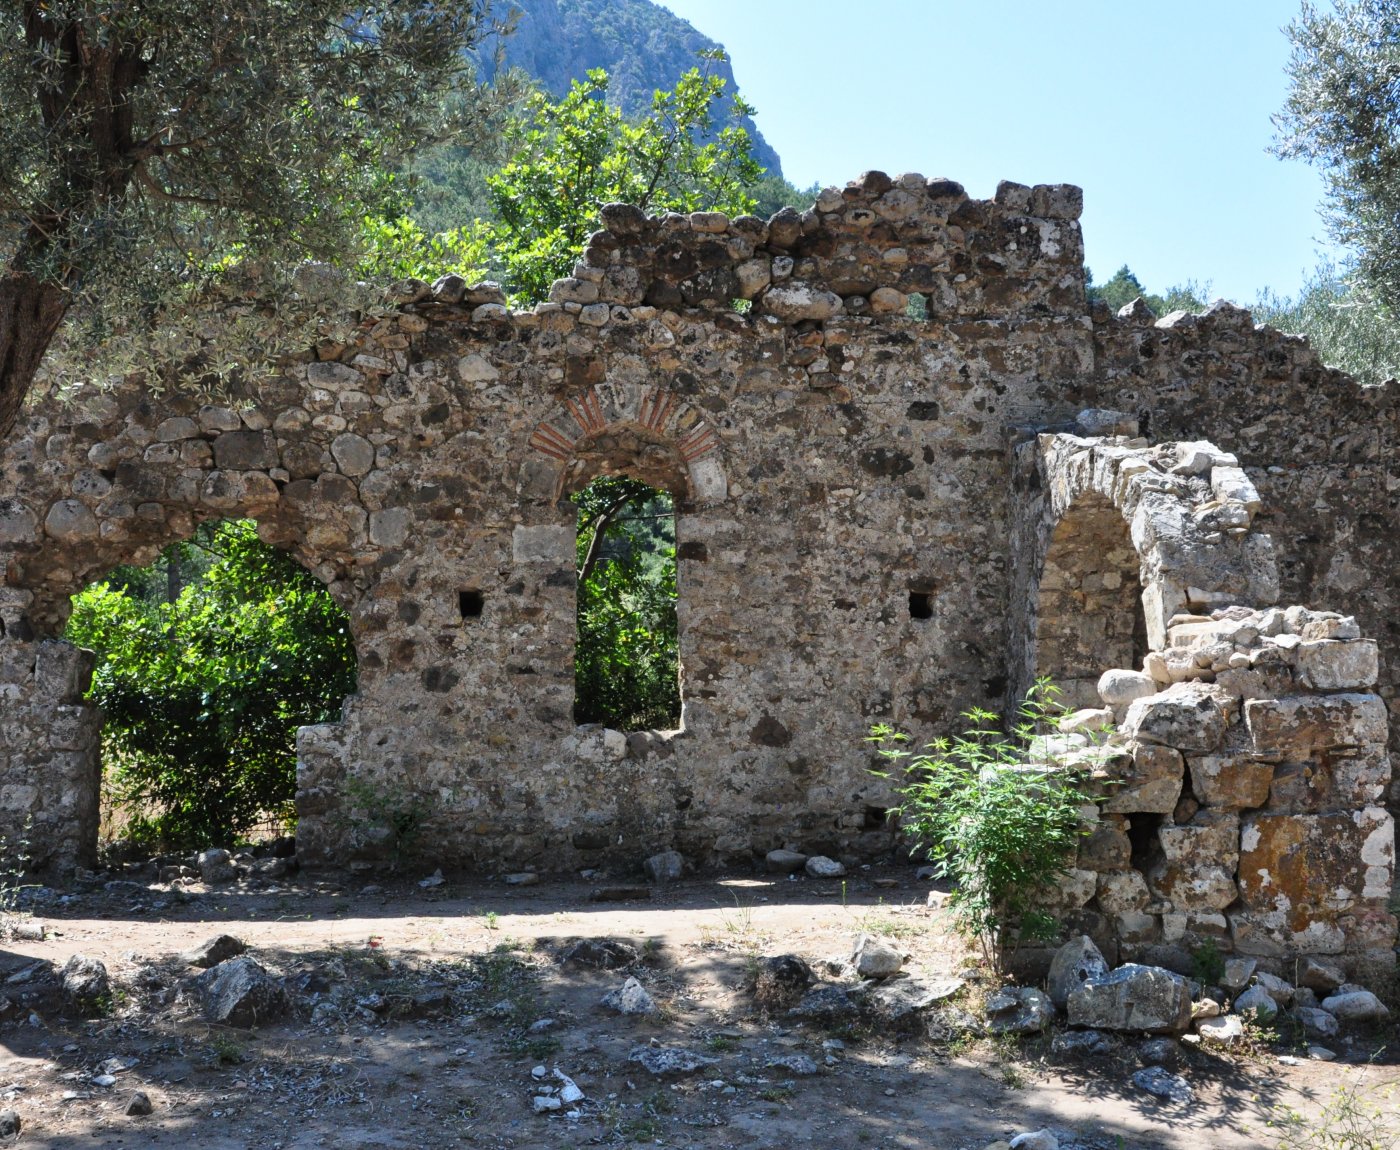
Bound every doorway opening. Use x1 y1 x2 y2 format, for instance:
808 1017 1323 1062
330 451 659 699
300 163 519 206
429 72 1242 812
63 519 357 852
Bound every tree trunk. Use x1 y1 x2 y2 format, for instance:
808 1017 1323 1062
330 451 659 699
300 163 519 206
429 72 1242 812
0 272 68 439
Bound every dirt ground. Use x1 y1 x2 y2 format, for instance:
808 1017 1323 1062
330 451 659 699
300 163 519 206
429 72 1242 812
0 864 1395 1150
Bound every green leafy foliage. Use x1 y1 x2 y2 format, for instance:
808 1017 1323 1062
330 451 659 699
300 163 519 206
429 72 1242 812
65 521 358 849
0 1 508 435
869 681 1099 968
1086 264 1210 316
1270 2 1400 387
573 477 680 731
1255 262 1400 386
480 51 763 302
1275 1 1400 317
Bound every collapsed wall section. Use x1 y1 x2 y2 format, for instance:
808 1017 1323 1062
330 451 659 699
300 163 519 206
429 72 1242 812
1055 606 1396 977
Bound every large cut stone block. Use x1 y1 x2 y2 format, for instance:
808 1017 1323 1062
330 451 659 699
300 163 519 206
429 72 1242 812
1149 811 1241 913
1188 753 1273 810
1067 963 1191 1033
1267 747 1392 813
1076 817 1131 873
1295 640 1378 690
1148 862 1238 912
1238 809 1394 934
1121 682 1231 753
1245 694 1387 760
1158 810 1239 867
1100 742 1184 814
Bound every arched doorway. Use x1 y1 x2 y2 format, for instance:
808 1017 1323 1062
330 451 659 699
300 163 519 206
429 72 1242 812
63 519 358 853
1034 492 1148 710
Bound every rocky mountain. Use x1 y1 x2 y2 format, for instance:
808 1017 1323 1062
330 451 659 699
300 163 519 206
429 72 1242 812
478 0 783 177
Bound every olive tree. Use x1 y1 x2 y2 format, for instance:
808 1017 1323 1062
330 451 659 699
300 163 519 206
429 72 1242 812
0 1 502 436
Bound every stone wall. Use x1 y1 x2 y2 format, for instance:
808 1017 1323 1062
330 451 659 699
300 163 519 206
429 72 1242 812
0 169 1395 967
1055 605 1395 977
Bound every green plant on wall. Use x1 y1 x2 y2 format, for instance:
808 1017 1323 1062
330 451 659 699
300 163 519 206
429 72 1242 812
65 520 358 849
869 679 1099 968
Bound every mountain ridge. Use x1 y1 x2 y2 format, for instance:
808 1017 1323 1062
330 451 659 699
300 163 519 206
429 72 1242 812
479 0 783 178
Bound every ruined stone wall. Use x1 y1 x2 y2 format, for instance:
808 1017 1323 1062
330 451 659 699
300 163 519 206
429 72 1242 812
1060 606 1395 977
0 170 1394 969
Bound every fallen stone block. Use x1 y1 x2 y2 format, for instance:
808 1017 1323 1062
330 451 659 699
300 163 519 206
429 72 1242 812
1067 964 1191 1034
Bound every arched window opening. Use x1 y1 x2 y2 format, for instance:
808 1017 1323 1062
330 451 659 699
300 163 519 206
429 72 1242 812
63 519 357 853
1035 493 1147 710
573 476 681 731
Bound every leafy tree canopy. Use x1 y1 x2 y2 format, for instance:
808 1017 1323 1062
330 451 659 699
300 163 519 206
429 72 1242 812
1256 261 1400 385
0 0 505 436
477 51 764 302
1086 264 1209 317
1275 1 1400 314
1268 1 1400 385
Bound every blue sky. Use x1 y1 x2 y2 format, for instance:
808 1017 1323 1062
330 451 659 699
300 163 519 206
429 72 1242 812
656 0 1332 305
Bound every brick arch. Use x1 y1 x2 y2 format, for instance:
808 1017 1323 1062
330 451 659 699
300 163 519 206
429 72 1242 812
525 383 728 505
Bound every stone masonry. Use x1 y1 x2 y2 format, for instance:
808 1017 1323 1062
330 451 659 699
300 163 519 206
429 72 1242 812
0 170 1396 970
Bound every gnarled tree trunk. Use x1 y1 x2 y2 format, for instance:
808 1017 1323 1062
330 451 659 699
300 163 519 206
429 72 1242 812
0 272 68 438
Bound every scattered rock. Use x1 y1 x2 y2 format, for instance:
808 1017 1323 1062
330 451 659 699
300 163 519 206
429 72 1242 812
766 1053 819 1076
12 921 43 942
553 1069 584 1104
627 1045 719 1076
125 1091 153 1117
789 985 859 1022
1051 1030 1113 1057
1253 972 1295 1005
804 856 846 878
1298 958 1346 994
1320 990 1390 1023
1220 957 1257 994
61 955 110 1014
1195 1015 1245 1047
561 939 638 970
1138 1037 1179 1067
601 977 658 1016
863 976 964 1028
765 849 808 874
0 1108 18 1136
417 869 445 888
1308 1045 1337 1061
751 955 813 1010
1132 1065 1193 1104
1191 997 1222 1020
1098 668 1157 707
1296 1006 1340 1041
193 957 287 1028
197 849 237 884
985 986 1054 1035
1234 985 1278 1022
1047 935 1110 1009
643 851 684 883
532 1094 561 1113
588 885 652 902
503 872 538 886
851 934 902 978
1009 1131 1058 1150
1068 964 1192 1034
180 934 247 969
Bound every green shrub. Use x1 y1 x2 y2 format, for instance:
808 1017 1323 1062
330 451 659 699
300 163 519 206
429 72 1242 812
869 680 1099 968
65 520 357 848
